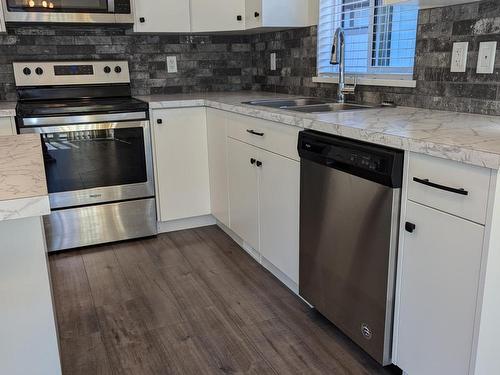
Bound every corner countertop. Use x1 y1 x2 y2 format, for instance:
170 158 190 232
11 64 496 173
0 134 50 222
138 91 500 170
0 102 17 117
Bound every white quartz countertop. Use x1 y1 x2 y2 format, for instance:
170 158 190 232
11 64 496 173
0 134 50 222
138 91 500 170
0 102 16 117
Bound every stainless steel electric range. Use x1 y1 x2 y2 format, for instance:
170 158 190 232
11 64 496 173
14 61 157 252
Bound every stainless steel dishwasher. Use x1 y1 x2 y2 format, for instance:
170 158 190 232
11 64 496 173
298 130 404 366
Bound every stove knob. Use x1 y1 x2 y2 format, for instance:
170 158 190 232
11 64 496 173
23 67 32 75
104 66 111 74
114 66 122 74
35 67 44 75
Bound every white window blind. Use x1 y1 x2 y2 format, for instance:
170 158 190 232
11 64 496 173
317 0 418 77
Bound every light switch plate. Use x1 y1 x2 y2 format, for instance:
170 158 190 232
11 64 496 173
477 41 497 74
270 53 277 71
167 56 178 73
451 42 468 73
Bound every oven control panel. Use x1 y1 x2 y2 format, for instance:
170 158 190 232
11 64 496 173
13 61 130 87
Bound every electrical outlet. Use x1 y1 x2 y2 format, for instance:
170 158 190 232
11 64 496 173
167 56 178 73
451 42 468 73
477 41 497 74
270 53 277 71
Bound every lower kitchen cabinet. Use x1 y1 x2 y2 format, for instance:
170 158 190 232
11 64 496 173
0 216 61 375
396 201 484 375
227 137 260 251
152 107 211 222
227 133 300 286
207 109 230 227
259 147 300 284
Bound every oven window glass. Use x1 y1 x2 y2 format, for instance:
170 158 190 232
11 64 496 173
41 127 147 194
7 0 109 12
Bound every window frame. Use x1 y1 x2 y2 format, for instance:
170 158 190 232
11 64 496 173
314 0 418 87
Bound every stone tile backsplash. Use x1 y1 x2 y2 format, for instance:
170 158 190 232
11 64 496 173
0 0 500 115
0 25 253 101
251 0 500 115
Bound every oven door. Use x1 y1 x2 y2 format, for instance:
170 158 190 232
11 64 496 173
20 119 154 209
2 0 132 23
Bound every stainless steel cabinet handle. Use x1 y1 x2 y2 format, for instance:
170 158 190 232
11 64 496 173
246 129 264 137
413 177 469 196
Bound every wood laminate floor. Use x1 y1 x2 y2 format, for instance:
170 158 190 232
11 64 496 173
49 225 402 375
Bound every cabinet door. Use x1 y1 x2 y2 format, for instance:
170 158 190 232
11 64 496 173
259 149 300 284
0 117 15 135
152 108 211 222
227 138 259 251
133 0 191 33
207 109 230 227
190 0 245 32
0 1 5 34
396 201 484 375
245 0 262 29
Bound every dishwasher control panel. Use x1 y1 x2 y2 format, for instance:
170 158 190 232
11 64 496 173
298 130 404 188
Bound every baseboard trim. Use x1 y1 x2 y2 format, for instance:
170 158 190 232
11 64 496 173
157 214 216 234
215 220 261 262
215 219 302 297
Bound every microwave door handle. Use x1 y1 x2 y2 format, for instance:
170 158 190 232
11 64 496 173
108 0 115 12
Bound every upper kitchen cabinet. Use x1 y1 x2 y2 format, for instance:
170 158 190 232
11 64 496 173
190 0 245 32
133 0 191 33
383 0 481 8
0 0 6 33
245 0 312 30
133 0 318 33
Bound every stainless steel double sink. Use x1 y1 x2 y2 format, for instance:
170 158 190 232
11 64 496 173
243 98 378 113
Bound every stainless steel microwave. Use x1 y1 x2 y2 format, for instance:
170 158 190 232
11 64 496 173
1 0 133 24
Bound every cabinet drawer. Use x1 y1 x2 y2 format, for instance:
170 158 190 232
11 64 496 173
407 152 491 224
226 112 300 161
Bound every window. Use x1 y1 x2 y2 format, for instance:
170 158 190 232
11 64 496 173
317 0 418 79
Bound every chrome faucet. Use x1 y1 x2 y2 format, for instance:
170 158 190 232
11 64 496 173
330 27 356 103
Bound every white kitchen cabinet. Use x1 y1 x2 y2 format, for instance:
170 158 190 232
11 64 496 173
396 201 484 375
0 117 15 135
0 216 61 375
133 0 191 33
245 0 311 29
152 107 211 222
133 0 317 33
227 137 260 251
206 109 230 227
259 148 300 284
190 0 245 32
0 0 6 33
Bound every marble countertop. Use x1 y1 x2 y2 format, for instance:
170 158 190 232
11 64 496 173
0 102 16 117
0 134 50 222
138 91 500 170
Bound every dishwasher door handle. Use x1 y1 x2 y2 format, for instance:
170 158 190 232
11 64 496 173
413 177 469 196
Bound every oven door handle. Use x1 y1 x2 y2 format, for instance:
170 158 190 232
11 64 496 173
19 120 149 134
20 112 148 127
